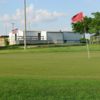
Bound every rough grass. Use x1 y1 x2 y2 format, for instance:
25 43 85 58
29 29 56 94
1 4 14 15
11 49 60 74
0 45 100 100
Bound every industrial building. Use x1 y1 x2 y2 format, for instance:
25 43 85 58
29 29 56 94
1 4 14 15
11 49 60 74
9 29 82 45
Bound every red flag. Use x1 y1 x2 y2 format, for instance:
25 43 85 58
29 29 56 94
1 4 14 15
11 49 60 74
72 12 84 23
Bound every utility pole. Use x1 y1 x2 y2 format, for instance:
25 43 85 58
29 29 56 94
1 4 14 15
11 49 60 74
5 23 8 35
24 0 27 49
11 22 15 30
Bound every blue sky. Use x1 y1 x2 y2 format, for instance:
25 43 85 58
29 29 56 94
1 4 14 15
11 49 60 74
0 0 100 35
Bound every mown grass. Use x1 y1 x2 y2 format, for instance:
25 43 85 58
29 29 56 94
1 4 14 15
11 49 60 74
0 44 100 54
0 45 100 100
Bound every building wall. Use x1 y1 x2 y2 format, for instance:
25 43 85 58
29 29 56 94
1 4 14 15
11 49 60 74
41 31 47 40
9 32 16 45
63 32 82 43
9 30 45 45
25 31 40 36
0 38 5 46
9 30 83 45
47 32 63 43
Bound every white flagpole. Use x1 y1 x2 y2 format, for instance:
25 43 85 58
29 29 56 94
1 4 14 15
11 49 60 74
83 16 90 59
84 32 90 59
86 37 90 59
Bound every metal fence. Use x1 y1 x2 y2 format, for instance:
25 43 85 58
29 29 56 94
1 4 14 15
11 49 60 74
16 36 82 45
90 36 100 44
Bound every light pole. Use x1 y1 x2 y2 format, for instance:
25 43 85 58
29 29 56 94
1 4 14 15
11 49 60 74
24 0 27 49
11 22 15 31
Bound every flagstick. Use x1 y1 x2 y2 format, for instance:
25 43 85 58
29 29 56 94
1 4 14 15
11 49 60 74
84 30 90 59
71 12 90 59
86 38 90 59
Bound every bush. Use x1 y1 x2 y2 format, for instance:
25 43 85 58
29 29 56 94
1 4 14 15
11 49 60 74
80 38 86 43
4 38 9 46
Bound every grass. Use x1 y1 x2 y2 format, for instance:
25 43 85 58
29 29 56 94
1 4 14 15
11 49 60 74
1 78 100 100
0 45 100 100
0 44 100 54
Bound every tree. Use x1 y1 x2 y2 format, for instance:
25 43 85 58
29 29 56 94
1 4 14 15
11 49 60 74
72 12 100 35
72 16 92 34
89 12 100 35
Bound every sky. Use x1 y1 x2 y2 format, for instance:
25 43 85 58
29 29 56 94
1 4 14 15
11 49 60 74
0 0 100 35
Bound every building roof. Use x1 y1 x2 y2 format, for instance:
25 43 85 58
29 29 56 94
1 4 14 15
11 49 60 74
0 35 9 38
47 31 77 33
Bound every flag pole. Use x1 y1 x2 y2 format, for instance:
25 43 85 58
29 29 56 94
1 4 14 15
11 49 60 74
86 36 90 59
84 23 90 59
71 12 90 59
24 0 27 50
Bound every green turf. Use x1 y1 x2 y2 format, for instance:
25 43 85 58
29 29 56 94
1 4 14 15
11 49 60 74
0 44 100 54
0 46 100 100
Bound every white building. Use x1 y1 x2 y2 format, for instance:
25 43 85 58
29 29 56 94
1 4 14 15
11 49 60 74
9 29 82 45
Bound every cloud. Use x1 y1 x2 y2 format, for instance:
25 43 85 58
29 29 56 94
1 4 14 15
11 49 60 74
0 4 67 26
32 9 66 23
0 14 11 22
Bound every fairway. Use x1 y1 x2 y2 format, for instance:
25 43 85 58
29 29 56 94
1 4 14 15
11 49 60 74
0 48 100 100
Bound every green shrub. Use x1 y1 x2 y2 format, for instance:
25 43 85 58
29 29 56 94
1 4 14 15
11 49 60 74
4 38 9 46
80 38 86 43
